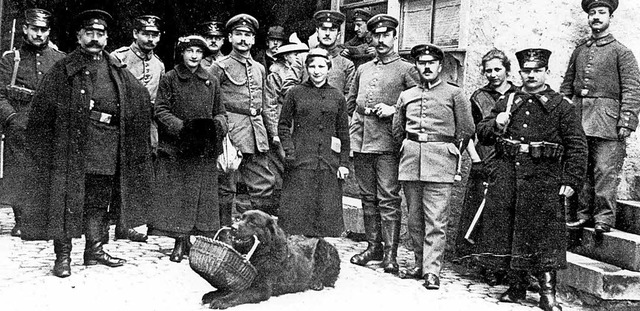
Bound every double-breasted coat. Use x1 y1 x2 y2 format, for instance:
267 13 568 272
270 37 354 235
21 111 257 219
476 86 587 271
277 80 350 237
151 63 227 236
21 49 154 240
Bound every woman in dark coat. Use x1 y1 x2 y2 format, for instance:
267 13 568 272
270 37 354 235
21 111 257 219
151 35 227 262
277 48 350 237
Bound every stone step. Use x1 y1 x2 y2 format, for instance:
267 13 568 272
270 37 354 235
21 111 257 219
617 200 640 235
570 227 640 272
559 252 640 300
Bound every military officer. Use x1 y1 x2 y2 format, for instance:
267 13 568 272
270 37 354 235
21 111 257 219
0 8 65 237
393 44 474 289
477 48 587 311
199 20 226 70
23 9 153 278
254 25 286 74
209 14 278 222
348 14 418 274
111 14 165 243
340 8 375 68
561 0 640 236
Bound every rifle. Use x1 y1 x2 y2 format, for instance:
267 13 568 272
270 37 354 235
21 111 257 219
0 19 16 179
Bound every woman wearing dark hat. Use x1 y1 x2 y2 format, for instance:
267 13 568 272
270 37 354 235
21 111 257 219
151 35 228 262
277 48 350 237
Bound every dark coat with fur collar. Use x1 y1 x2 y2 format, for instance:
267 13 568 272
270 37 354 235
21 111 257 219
21 48 154 240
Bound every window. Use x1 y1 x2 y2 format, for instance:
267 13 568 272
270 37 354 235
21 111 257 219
400 0 461 50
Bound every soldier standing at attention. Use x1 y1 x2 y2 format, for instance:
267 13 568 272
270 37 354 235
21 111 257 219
561 0 640 236
348 14 418 274
199 20 226 70
111 14 165 243
0 8 65 237
393 44 474 289
209 14 278 223
22 9 153 278
340 8 375 69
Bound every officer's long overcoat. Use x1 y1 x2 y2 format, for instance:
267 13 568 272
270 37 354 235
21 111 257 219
476 87 587 271
21 49 154 240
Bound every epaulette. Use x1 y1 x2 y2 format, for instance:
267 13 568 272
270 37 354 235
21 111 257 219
576 38 589 47
447 81 459 87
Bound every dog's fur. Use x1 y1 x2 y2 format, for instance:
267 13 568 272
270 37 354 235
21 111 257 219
202 210 341 309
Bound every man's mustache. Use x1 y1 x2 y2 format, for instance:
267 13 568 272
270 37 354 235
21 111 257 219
86 41 103 48
423 69 433 74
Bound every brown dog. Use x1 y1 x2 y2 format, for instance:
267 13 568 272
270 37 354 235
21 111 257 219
201 210 341 309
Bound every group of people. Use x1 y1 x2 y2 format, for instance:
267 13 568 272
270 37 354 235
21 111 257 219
0 1 638 311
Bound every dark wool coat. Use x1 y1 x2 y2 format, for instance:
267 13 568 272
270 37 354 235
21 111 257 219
151 64 227 236
476 86 587 271
21 49 154 241
277 81 349 237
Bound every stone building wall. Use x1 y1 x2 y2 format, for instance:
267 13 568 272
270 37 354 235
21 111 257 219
461 0 640 200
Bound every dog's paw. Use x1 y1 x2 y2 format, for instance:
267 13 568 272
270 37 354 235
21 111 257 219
202 290 228 305
209 298 238 310
309 280 325 291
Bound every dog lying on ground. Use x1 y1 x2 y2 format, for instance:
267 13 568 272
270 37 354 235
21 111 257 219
202 210 341 309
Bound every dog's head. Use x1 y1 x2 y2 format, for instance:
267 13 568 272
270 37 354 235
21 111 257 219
230 210 287 257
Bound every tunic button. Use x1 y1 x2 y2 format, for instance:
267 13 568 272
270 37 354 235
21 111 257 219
80 89 86 94
85 71 90 75
420 128 425 133
523 124 528 128
38 71 43 75
37 62 41 65
36 53 41 57
515 162 520 166
528 99 532 103
584 78 589 82
520 137 525 141
525 111 530 115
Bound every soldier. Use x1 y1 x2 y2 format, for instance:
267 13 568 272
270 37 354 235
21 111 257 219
209 14 278 223
561 0 640 236
254 25 286 74
348 14 418 274
0 8 65 237
393 44 474 289
199 20 226 70
111 14 165 243
340 8 375 68
22 9 154 278
477 48 587 311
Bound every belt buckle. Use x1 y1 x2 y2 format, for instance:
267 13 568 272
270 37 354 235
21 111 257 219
417 133 429 142
250 108 257 116
99 112 112 124
364 107 373 115
580 89 589 97
519 143 530 153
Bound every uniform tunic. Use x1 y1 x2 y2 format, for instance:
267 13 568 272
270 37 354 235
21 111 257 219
0 43 64 205
152 64 227 236
277 80 349 237
476 86 587 271
111 42 165 103
341 34 374 68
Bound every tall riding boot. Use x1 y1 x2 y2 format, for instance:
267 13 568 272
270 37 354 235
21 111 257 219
53 238 72 278
10 206 22 237
499 270 528 303
537 271 562 311
380 220 400 273
170 236 186 263
350 210 383 266
83 208 126 267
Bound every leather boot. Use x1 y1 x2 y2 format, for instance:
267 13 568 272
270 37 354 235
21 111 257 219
350 210 383 266
538 271 562 311
10 206 22 237
115 225 148 242
170 237 186 263
53 238 72 278
380 220 400 273
499 270 527 303
83 208 126 267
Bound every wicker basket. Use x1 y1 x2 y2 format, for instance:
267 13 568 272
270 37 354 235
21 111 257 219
189 228 259 291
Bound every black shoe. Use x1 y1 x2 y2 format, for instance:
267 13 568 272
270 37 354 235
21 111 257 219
422 273 440 290
350 242 383 266
499 284 527 303
53 239 72 278
83 248 126 267
170 238 186 263
10 225 21 237
115 227 148 243
538 271 562 311
566 218 589 228
594 222 611 234
399 266 422 279
53 258 71 278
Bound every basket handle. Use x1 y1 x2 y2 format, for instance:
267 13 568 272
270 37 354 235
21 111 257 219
213 227 233 241
244 235 260 261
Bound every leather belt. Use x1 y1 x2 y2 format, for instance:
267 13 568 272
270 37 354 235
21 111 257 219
355 105 379 116
576 89 618 99
89 110 119 126
406 133 456 143
228 106 262 117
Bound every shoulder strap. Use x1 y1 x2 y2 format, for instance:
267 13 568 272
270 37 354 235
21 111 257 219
10 50 20 87
501 93 516 134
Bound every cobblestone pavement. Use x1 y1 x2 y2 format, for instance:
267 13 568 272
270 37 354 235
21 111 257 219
0 206 591 311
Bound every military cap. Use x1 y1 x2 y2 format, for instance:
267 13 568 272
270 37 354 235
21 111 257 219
313 10 346 28
75 9 113 31
200 21 225 36
352 8 372 22
226 14 259 34
134 15 161 32
24 8 52 28
515 48 552 69
411 44 445 62
177 35 213 57
267 26 286 40
274 42 309 57
367 14 398 33
582 0 618 13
